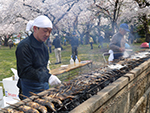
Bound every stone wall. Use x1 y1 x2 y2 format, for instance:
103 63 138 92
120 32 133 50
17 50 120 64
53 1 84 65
70 59 150 113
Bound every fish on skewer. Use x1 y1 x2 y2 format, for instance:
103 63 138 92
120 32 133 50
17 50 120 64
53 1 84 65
26 101 48 113
34 98 56 112
18 105 40 113
42 96 63 107
0 108 14 113
6 102 39 113
30 92 56 112
20 94 48 113
0 108 24 113
48 92 76 101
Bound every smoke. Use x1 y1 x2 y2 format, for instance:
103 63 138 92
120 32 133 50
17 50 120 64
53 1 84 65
123 51 130 58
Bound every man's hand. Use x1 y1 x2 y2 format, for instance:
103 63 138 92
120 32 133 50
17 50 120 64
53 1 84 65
119 47 125 52
49 75 61 86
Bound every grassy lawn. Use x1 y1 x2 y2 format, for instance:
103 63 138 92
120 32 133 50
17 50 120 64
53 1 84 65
0 42 142 88
0 43 101 80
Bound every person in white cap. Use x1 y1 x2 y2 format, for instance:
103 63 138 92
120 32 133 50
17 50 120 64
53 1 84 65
109 23 130 60
15 15 61 100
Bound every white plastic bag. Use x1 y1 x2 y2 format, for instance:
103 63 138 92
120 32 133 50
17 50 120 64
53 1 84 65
108 50 114 62
123 51 129 58
47 60 51 73
11 68 19 80
49 75 61 86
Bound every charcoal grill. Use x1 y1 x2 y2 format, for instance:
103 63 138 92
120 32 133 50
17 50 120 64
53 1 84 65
1 50 150 113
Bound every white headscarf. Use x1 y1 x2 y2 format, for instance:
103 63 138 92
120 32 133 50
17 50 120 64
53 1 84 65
26 20 34 31
26 15 53 32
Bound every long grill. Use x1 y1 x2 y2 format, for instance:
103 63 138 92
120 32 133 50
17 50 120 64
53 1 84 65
1 50 150 113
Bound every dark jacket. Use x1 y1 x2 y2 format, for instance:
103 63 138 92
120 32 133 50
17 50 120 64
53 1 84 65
15 33 51 86
52 36 61 48
98 36 103 42
48 40 52 47
109 32 124 52
71 36 79 47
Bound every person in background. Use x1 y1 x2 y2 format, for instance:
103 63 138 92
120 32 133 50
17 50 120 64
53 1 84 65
15 15 61 100
48 39 52 53
0 41 2 49
8 39 13 49
52 33 62 64
109 23 130 59
89 37 94 49
98 34 104 48
64 37 66 46
71 31 79 61
63 34 67 46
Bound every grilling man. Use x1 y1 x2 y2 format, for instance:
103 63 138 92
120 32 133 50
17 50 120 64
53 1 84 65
16 15 61 99
109 23 130 59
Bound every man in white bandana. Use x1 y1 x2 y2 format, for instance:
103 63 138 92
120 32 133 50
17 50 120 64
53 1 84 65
15 15 61 100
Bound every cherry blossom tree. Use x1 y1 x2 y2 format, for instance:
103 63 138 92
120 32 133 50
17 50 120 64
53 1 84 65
0 0 97 43
0 0 150 44
90 0 150 42
118 0 150 41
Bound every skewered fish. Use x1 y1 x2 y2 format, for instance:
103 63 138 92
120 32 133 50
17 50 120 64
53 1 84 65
5 103 39 113
42 96 63 107
26 101 47 113
50 93 76 101
1 108 24 113
1 108 14 113
34 98 56 112
13 95 47 113
19 105 39 113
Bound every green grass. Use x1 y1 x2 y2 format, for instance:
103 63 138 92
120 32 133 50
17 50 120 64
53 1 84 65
0 42 143 96
0 44 99 81
0 47 17 80
0 42 142 84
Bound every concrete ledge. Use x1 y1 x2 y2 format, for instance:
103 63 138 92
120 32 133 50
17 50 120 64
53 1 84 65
130 58 150 78
70 58 150 113
2 56 150 113
129 87 150 113
70 76 129 113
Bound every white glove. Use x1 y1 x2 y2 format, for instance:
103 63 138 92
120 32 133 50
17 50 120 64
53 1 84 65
49 75 61 86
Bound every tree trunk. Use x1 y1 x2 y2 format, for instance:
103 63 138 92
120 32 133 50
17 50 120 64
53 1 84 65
85 32 90 44
4 36 9 46
142 14 150 42
112 0 119 34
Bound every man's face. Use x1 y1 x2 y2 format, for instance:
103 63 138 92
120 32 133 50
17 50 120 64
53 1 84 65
34 26 52 42
120 28 127 35
122 29 127 35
